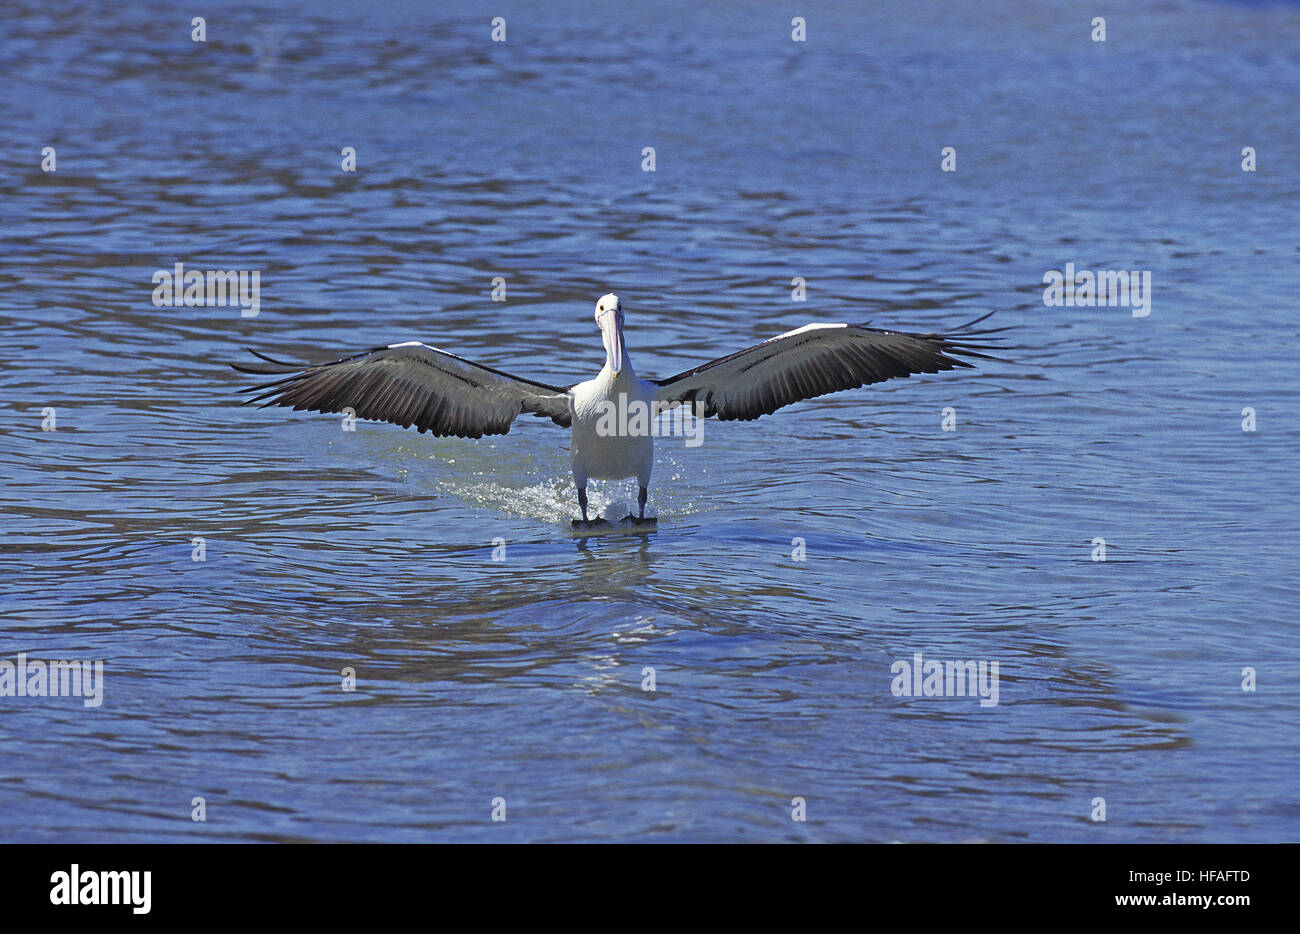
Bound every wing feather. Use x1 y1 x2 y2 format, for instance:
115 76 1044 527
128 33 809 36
653 318 1004 420
233 342 572 437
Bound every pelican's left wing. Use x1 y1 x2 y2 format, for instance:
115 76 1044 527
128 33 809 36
652 317 1002 420
233 341 572 437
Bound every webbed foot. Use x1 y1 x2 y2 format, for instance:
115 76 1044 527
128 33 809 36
620 515 657 527
571 518 611 530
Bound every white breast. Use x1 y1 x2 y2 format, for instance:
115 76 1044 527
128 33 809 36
569 367 656 486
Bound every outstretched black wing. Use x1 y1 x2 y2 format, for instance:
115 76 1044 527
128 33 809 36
234 341 572 437
652 314 1005 420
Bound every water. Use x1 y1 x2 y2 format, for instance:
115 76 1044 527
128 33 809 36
2 0 1298 842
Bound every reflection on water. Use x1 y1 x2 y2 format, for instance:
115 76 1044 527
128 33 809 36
2 0 1298 841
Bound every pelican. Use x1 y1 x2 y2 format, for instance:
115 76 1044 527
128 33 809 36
233 294 1001 527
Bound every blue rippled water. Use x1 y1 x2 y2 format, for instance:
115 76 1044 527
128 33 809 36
1 0 1297 841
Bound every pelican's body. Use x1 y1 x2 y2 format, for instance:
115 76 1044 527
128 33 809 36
570 366 654 487
234 293 1001 527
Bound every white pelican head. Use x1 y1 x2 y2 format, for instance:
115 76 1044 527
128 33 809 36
595 292 625 376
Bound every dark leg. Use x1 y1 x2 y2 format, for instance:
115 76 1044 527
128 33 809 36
572 488 609 529
638 486 647 520
569 486 608 530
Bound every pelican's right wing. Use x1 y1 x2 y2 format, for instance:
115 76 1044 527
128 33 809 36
652 316 1005 420
233 341 572 437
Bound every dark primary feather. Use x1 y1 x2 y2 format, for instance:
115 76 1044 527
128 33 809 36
652 315 1006 421
229 348 314 376
232 343 572 437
